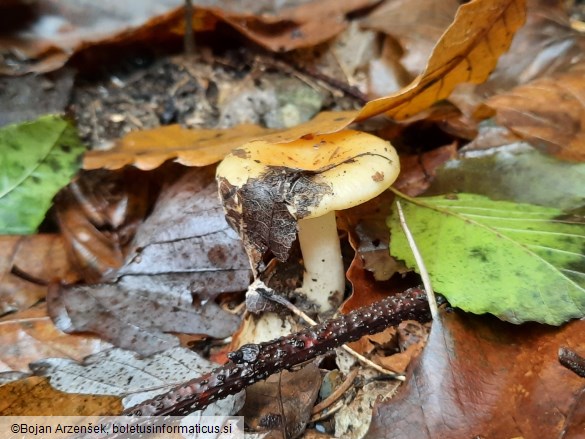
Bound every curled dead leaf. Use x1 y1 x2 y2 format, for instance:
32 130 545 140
476 64 585 161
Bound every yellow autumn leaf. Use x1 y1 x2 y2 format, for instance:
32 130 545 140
84 0 526 171
83 123 275 170
285 0 527 133
0 377 121 415
355 0 526 121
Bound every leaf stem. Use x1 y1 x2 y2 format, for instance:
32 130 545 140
395 200 439 320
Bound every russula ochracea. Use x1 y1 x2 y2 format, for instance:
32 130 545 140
216 129 400 313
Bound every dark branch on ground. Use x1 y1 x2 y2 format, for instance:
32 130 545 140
123 287 431 416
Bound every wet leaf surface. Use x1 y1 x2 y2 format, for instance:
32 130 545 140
366 311 585 438
0 115 85 234
477 64 585 161
48 167 250 355
0 376 121 416
242 364 321 438
389 193 585 325
427 133 585 210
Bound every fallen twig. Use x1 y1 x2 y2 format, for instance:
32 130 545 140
559 347 585 378
123 287 431 416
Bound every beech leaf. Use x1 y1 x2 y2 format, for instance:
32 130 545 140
389 193 585 325
0 115 84 234
365 311 585 438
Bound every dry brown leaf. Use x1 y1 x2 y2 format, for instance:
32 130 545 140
0 376 121 415
0 0 376 75
254 0 527 139
55 169 153 281
356 0 527 121
242 364 321 438
362 0 460 77
0 0 188 75
83 123 275 170
218 0 380 53
477 65 585 161
393 143 458 196
0 234 79 316
0 304 111 373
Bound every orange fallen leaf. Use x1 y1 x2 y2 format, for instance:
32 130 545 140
263 0 527 135
357 0 527 121
0 234 79 315
476 64 585 162
0 376 121 415
83 123 275 170
216 0 380 53
0 0 376 75
362 0 461 77
0 304 111 373
366 311 585 438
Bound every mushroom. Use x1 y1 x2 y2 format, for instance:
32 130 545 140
216 130 400 313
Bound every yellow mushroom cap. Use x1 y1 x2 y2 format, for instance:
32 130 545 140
216 130 400 219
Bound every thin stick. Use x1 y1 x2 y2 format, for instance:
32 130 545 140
395 201 439 320
260 288 405 380
311 368 359 415
184 0 195 55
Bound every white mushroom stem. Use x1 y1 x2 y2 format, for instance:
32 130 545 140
297 211 345 313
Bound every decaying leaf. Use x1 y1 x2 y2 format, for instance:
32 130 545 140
0 0 378 75
427 132 585 210
214 0 381 53
365 311 585 438
55 168 154 282
30 346 244 416
0 115 85 234
389 193 585 325
48 167 250 354
83 123 275 171
0 376 121 416
0 0 186 75
477 65 585 161
0 304 111 373
478 0 585 96
362 0 460 77
393 143 457 197
335 377 401 439
242 364 321 439
252 0 527 137
0 234 79 316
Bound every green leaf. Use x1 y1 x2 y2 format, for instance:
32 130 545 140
0 115 84 234
388 193 585 325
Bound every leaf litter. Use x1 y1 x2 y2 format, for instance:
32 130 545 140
3 1 579 437
48 166 250 355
